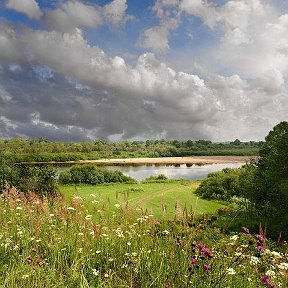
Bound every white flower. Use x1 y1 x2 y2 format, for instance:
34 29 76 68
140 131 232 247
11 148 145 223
250 256 260 265
266 270 276 276
104 273 109 278
162 230 170 235
226 268 236 275
131 252 137 257
90 194 96 197
85 215 93 220
230 235 239 241
91 200 99 204
16 207 22 210
114 204 121 209
92 269 99 276
96 250 101 254
127 242 131 246
67 207 75 211
277 262 288 270
78 232 84 236
271 251 282 258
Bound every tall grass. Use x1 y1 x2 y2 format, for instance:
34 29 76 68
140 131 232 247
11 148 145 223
0 187 287 287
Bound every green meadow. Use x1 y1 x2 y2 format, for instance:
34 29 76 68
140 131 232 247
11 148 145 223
60 181 226 219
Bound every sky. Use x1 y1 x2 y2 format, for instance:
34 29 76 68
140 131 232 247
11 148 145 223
0 0 288 142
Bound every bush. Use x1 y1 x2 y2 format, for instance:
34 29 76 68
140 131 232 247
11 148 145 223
58 165 136 185
143 174 169 182
3 164 59 197
195 168 243 201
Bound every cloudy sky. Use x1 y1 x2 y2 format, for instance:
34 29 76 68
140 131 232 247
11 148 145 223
0 0 288 141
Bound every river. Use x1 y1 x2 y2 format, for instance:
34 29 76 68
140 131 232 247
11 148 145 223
104 162 245 181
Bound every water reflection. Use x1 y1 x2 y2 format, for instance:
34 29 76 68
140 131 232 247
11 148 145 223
105 163 245 181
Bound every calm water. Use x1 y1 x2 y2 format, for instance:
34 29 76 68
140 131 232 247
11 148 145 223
104 163 245 181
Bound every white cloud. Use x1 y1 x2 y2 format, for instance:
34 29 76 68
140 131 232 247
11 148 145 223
45 0 102 33
45 0 131 33
6 0 42 20
104 0 132 26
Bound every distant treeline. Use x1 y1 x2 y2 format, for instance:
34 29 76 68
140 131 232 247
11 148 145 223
0 138 262 163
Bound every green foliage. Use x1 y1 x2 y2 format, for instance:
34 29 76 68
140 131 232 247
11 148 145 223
195 167 243 201
143 174 169 182
0 138 261 163
58 165 136 185
7 165 59 196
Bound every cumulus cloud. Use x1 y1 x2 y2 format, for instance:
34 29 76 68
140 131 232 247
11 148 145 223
1 0 288 141
139 0 180 53
45 0 131 33
6 0 42 20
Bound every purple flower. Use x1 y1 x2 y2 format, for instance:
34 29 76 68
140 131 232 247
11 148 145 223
198 243 206 252
203 248 213 258
256 245 265 252
38 253 45 259
242 227 250 234
190 257 197 266
203 263 209 271
256 234 265 244
262 275 270 285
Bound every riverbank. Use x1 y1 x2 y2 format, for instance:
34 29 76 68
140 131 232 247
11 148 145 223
23 155 257 165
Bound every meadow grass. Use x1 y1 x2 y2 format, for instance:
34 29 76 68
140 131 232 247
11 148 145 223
0 187 287 288
59 181 226 219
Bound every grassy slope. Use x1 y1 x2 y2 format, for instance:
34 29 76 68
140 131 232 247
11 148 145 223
60 181 226 219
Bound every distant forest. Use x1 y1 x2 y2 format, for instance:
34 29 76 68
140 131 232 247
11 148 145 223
0 138 262 163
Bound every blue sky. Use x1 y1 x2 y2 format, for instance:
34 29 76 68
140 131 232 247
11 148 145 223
0 0 288 141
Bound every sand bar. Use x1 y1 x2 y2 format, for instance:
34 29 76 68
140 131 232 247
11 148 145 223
24 156 258 165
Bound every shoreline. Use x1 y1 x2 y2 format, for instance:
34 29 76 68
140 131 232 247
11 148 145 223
22 156 258 166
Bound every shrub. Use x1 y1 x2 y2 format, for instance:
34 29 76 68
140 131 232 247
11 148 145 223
195 168 243 201
58 165 136 185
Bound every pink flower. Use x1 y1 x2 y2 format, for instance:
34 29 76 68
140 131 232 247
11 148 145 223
242 227 250 234
256 245 265 252
203 263 209 271
262 275 270 285
190 258 197 266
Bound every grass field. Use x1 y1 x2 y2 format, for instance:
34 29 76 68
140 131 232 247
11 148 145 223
59 180 226 219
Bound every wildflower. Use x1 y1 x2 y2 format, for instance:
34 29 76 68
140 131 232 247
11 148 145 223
250 256 260 265
96 250 101 254
127 242 131 246
104 273 109 278
230 235 239 241
203 263 209 271
92 269 99 276
21 274 29 280
242 227 250 234
114 204 121 209
162 230 170 235
90 194 96 197
131 252 137 257
16 206 22 210
262 275 270 285
256 245 265 252
271 251 282 258
190 257 197 266
266 270 275 277
85 215 93 220
277 262 288 270
67 207 76 211
256 234 265 245
226 268 236 275
78 233 84 236
38 253 45 259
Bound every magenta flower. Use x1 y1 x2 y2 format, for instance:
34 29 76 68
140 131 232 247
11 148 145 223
256 234 265 244
203 248 213 258
256 245 265 252
262 275 270 285
198 243 206 252
190 257 197 266
242 227 250 234
203 263 209 271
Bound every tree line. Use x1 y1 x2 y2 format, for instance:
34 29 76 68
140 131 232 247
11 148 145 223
0 138 261 163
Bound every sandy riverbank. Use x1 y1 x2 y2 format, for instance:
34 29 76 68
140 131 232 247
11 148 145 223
27 155 257 165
